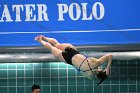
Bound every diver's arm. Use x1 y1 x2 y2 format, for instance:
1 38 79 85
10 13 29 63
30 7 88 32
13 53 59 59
97 54 112 75
105 56 112 75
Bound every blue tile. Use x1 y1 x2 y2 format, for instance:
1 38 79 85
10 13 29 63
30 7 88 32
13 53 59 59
119 60 127 65
42 63 50 68
120 76 128 84
0 70 7 78
137 76 140 84
51 69 58 77
17 78 24 86
26 87 31 93
51 78 58 85
103 85 110 93
25 63 33 69
138 85 140 92
25 70 33 77
25 78 33 86
127 76 136 84
59 69 67 76
112 60 119 65
17 87 25 93
9 79 16 86
9 70 16 77
34 78 41 85
111 76 119 84
77 77 85 85
59 63 67 68
34 69 41 77
42 69 50 77
68 69 76 76
85 86 93 93
85 78 94 85
9 87 16 93
111 68 119 76
128 60 137 66
137 68 140 75
8 63 16 69
17 70 24 77
120 85 128 92
51 63 58 68
51 86 58 93
76 71 82 76
128 68 136 75
0 87 7 93
129 85 136 92
60 78 67 85
34 63 41 68
60 86 67 93
68 64 74 68
77 86 85 93
68 78 76 85
0 79 7 86
42 78 50 85
94 85 102 93
68 86 76 93
111 85 119 93
0 63 7 69
120 68 127 76
43 86 50 93
17 63 24 69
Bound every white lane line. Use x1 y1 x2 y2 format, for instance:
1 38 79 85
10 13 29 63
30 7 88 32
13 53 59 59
0 28 140 34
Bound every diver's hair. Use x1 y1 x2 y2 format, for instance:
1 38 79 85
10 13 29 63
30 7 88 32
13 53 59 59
96 70 107 86
32 84 40 92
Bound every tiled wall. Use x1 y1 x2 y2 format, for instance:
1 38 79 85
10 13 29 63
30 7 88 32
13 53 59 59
0 59 140 93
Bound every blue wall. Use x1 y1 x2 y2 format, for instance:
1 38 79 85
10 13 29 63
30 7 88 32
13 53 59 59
0 0 140 46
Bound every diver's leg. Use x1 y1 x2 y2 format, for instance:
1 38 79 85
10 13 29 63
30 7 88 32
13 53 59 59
42 35 77 50
42 36 60 46
35 36 65 62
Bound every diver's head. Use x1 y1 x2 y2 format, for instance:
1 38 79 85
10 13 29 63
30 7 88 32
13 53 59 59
96 69 107 86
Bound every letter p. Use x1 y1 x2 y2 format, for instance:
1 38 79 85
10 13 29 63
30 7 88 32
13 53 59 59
57 4 68 21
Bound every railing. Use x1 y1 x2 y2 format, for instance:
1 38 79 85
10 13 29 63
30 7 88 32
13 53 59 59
0 44 140 63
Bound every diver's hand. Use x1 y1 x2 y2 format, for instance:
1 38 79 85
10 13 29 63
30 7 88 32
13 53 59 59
104 68 110 75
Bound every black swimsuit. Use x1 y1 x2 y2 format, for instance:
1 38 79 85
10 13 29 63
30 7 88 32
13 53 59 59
62 47 98 78
62 47 80 65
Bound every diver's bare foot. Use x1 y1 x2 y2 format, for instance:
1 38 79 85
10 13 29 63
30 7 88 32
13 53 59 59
35 35 43 42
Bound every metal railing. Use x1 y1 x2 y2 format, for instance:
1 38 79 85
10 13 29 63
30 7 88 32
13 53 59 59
0 44 140 63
